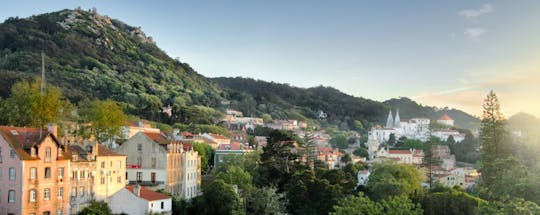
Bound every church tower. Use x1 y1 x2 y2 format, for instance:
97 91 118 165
386 110 394 128
394 109 401 128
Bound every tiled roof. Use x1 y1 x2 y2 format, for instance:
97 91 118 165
126 185 171 201
210 133 229 140
438 114 453 121
95 143 125 156
389 150 412 155
144 132 170 145
217 141 250 151
0 126 69 160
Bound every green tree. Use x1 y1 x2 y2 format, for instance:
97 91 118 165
201 180 240 215
422 140 439 190
477 198 540 215
80 99 127 143
285 169 342 215
479 91 513 198
193 142 215 173
367 162 424 200
388 133 396 145
331 193 423 215
216 165 253 191
244 187 287 215
353 147 369 159
420 189 485 215
330 134 349 149
78 200 112 215
1 78 63 128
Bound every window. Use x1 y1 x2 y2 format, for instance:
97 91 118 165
31 147 37 157
100 178 105 184
45 167 51 179
9 167 15 180
44 188 50 200
72 171 77 180
43 211 50 215
8 189 15 203
57 187 63 199
79 186 85 196
136 172 142 182
151 158 156 168
71 188 76 197
58 167 64 179
29 189 37 202
137 143 142 151
45 147 52 162
101 161 105 168
161 201 164 209
151 172 156 184
117 176 121 183
79 171 85 179
56 210 63 215
117 160 122 168
10 149 15 158
30 167 37 180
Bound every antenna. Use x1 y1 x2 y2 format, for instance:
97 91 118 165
41 51 46 95
40 51 46 138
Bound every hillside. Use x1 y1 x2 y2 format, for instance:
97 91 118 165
0 8 481 131
0 8 223 119
507 112 540 139
384 97 480 129
213 77 388 130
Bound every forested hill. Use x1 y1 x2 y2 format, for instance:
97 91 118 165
384 97 480 129
213 77 389 129
0 8 480 130
0 8 223 118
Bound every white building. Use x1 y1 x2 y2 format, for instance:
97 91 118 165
370 110 431 143
357 170 370 186
376 148 424 165
109 185 172 215
437 114 454 127
432 130 465 143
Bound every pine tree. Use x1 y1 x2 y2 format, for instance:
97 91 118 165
479 91 511 196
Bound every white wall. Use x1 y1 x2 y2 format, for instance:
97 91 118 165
149 198 172 214
109 188 147 215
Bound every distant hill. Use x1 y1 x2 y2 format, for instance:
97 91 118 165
384 97 480 129
0 8 223 119
212 77 388 130
507 112 540 138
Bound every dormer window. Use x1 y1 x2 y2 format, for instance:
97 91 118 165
31 147 37 157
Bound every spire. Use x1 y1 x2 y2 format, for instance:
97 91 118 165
386 110 394 128
394 109 401 128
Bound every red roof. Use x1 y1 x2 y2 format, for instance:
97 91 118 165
126 185 171 201
438 114 453 121
182 132 193 137
389 150 412 155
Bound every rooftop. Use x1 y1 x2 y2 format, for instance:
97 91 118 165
126 185 171 201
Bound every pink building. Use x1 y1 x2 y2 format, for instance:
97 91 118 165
0 126 71 215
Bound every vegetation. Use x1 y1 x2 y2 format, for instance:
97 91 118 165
79 99 126 143
78 200 112 215
331 193 423 215
0 78 63 128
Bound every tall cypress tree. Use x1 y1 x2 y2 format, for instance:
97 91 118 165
479 91 511 196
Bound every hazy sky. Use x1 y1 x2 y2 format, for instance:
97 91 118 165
2 1 539 118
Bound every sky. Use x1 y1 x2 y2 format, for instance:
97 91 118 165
1 1 539 118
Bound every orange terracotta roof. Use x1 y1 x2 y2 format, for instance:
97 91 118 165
144 132 170 145
210 133 229 140
438 114 453 121
389 150 412 155
0 126 69 160
96 143 125 156
126 185 171 201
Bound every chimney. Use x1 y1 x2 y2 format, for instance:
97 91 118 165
48 123 58 137
134 184 141 197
